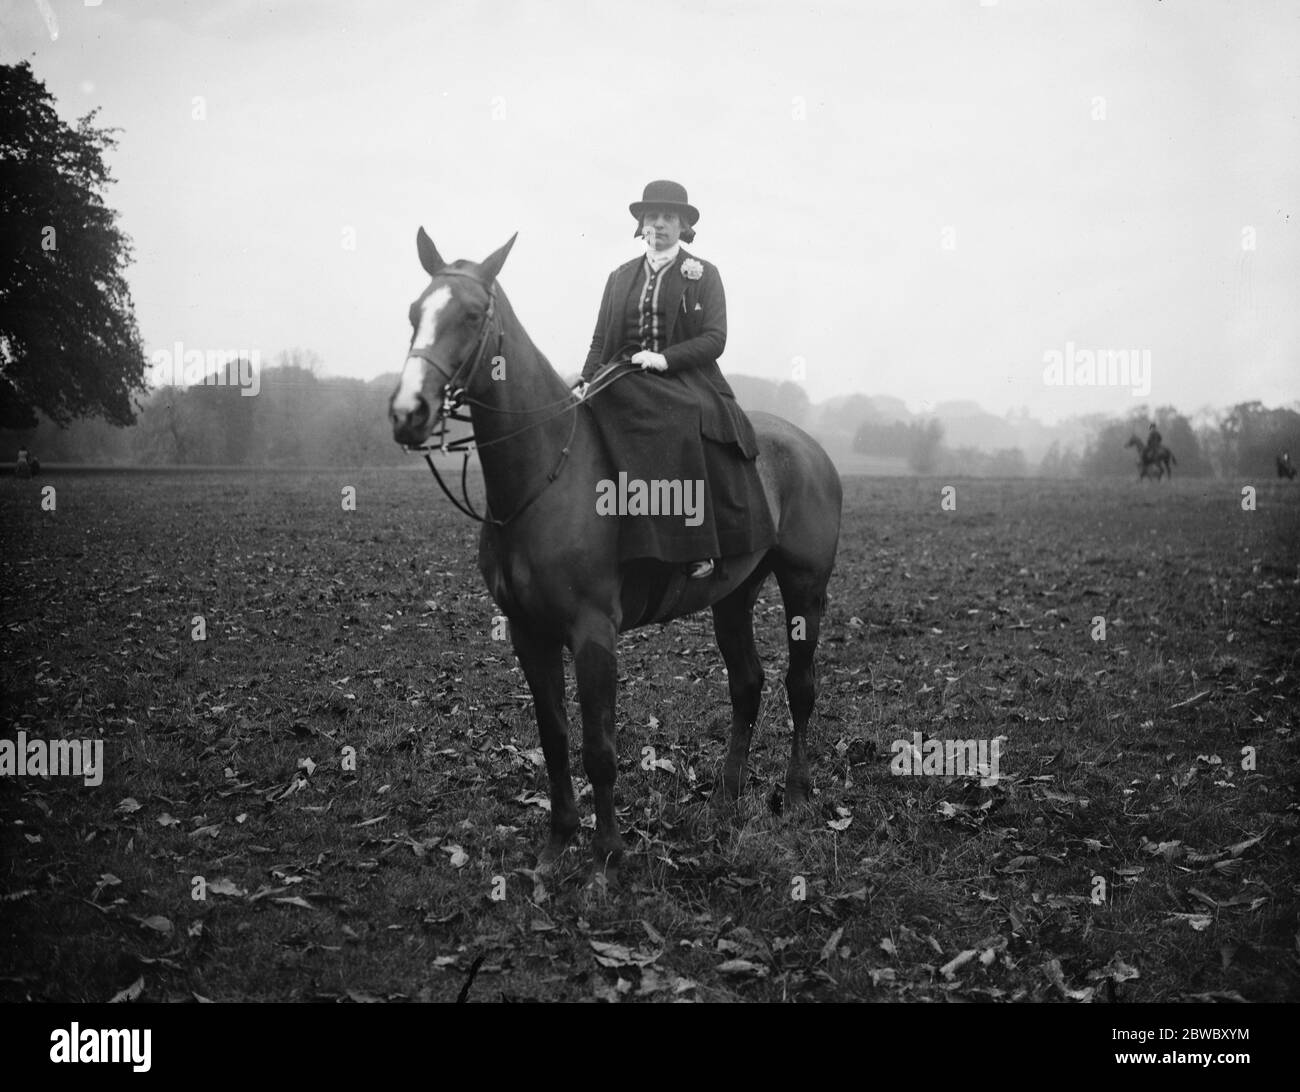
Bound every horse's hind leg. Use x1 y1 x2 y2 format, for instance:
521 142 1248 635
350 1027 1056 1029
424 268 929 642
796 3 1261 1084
510 621 578 869
773 561 832 810
710 570 769 800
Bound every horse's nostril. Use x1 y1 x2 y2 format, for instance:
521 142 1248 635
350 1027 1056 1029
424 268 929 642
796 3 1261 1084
411 396 430 426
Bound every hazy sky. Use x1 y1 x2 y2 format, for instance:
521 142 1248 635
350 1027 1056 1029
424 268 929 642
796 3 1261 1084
3 0 1297 423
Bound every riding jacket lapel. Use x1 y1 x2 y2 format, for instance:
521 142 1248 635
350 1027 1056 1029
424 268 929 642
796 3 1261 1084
611 258 642 319
660 251 689 344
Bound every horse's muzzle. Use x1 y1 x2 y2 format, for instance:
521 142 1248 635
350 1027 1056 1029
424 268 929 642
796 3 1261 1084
392 395 432 447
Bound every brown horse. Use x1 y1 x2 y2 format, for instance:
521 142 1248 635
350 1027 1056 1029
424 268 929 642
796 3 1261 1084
389 230 842 874
1126 434 1175 480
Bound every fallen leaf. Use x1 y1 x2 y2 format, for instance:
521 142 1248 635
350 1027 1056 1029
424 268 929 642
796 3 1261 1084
819 927 845 963
272 896 315 910
1226 835 1262 858
1042 958 1094 1002
940 949 978 980
717 959 768 977
1169 689 1211 710
589 939 660 968
1163 912 1213 931
138 915 172 935
108 976 144 1003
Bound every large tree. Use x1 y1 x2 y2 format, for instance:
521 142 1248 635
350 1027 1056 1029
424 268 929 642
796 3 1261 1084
0 62 145 430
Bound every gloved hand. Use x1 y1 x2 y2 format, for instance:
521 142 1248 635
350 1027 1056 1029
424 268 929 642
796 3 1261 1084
631 350 667 373
571 378 589 400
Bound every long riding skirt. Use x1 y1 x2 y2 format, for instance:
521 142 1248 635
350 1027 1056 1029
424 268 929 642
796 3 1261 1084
583 370 776 564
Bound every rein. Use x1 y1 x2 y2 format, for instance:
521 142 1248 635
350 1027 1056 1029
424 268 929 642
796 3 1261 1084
404 269 638 527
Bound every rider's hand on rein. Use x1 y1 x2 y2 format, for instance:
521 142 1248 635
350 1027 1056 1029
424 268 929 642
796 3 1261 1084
631 350 667 372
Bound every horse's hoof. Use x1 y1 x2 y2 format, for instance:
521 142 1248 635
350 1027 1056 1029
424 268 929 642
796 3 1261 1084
537 833 573 874
783 781 812 813
591 839 624 885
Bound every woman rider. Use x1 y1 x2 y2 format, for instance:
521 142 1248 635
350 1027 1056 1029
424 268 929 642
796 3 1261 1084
580 180 775 578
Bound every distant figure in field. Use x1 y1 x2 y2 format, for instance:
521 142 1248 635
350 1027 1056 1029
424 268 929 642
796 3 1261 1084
1279 451 1297 480
1145 422 1162 459
1126 432 1175 481
15 447 39 479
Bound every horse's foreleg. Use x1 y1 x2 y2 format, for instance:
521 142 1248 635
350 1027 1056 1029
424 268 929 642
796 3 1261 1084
774 568 827 810
573 619 624 872
711 578 766 801
510 621 577 869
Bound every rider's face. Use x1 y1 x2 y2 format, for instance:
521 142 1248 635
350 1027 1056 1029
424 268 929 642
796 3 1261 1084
641 208 681 251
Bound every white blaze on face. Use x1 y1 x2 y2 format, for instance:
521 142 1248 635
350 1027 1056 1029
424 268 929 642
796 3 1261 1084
393 285 452 416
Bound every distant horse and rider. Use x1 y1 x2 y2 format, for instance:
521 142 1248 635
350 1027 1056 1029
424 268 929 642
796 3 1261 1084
1278 452 1297 480
14 447 40 478
389 181 841 877
1126 424 1175 481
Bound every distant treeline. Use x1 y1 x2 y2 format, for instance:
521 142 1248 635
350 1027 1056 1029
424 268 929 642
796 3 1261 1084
1 355 441 468
2 355 1296 479
848 403 1297 478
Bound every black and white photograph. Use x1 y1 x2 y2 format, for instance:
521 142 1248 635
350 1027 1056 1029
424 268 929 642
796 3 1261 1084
1 0 1296 1041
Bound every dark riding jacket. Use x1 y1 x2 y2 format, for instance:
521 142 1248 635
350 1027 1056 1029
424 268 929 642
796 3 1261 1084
581 251 758 458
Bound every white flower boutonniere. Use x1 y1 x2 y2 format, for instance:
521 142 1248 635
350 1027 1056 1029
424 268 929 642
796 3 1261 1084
680 258 704 281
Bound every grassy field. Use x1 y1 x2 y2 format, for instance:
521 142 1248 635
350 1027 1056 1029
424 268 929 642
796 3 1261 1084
1 469 1297 1003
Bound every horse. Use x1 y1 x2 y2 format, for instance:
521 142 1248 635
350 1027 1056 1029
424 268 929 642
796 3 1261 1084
389 230 842 876
1125 434 1175 480
14 449 38 479
1278 452 1297 480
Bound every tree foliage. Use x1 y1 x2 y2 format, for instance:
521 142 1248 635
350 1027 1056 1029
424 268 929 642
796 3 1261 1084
0 62 146 430
1213 401 1300 477
853 417 945 473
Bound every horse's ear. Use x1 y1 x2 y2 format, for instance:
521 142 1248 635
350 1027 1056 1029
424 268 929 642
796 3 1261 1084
476 233 517 284
417 227 445 277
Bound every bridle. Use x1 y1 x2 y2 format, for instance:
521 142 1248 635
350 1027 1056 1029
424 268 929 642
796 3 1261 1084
404 269 502 437
401 268 635 527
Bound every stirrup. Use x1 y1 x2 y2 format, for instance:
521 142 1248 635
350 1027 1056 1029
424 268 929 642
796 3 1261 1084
687 559 715 579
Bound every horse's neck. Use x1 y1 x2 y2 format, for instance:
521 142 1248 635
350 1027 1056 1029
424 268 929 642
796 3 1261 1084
467 291 574 515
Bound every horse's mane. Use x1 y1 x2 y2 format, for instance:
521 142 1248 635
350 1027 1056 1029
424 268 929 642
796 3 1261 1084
486 279 563 385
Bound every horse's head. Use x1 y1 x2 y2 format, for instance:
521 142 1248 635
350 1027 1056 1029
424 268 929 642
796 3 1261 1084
389 228 517 447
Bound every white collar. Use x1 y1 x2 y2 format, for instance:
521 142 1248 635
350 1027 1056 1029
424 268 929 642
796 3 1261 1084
645 241 681 269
